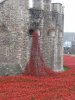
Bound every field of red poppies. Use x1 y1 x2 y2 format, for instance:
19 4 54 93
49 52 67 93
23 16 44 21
0 55 75 100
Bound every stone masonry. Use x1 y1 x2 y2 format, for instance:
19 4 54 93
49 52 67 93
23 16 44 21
31 0 64 72
0 0 64 76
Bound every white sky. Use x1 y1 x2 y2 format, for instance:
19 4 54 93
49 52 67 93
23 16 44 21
0 0 5 3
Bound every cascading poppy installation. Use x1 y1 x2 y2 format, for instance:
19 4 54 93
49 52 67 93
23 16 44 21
23 32 54 76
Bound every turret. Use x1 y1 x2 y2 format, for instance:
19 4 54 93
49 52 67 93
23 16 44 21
51 3 64 72
32 0 44 10
43 0 51 11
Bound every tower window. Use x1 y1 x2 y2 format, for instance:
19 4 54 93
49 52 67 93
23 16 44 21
28 29 41 36
28 29 35 35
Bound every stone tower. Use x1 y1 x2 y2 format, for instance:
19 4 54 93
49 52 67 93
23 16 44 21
51 3 64 71
30 0 64 72
0 0 64 76
0 0 30 75
33 0 44 9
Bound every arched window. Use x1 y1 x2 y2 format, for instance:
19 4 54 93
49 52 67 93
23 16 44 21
28 28 34 35
35 29 41 36
47 28 56 37
28 28 41 36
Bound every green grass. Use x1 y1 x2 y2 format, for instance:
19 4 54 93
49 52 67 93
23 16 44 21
64 66 69 71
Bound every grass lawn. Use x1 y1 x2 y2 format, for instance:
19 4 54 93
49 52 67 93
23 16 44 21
64 66 69 70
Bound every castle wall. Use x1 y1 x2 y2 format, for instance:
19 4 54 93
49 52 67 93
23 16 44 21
0 0 64 75
0 0 30 75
